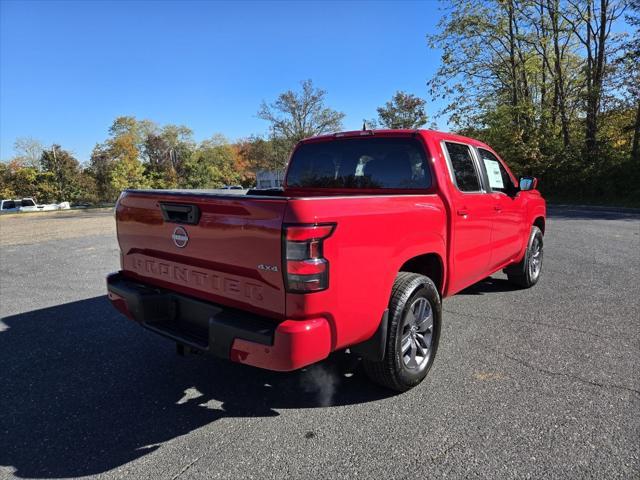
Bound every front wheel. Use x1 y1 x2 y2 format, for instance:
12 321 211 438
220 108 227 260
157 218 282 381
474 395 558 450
362 272 441 392
505 225 543 288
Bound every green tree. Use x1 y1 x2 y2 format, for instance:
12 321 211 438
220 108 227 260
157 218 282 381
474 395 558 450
376 91 429 129
75 171 100 204
106 122 144 196
427 0 634 204
9 166 39 199
561 0 626 161
182 137 242 188
89 116 155 200
109 116 156 149
33 171 59 203
40 145 82 201
87 143 117 202
1 161 58 203
143 124 194 187
109 156 148 192
258 79 345 156
621 0 640 163
0 162 16 198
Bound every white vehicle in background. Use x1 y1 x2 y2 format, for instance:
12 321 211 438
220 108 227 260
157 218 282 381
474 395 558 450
0 199 20 213
0 198 71 213
14 198 55 212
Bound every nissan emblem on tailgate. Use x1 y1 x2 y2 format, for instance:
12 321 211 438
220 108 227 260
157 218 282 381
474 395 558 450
172 226 189 248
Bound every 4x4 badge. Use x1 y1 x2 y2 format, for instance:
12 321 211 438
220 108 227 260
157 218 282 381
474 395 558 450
257 264 278 272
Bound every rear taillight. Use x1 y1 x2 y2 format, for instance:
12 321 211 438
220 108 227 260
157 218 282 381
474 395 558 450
284 224 335 293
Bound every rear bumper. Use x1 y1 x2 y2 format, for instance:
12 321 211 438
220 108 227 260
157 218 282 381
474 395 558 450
106 272 331 371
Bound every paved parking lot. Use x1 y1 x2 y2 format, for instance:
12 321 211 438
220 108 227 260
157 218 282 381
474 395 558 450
0 207 638 479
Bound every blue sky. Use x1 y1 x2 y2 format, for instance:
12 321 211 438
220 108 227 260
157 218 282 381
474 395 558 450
0 0 447 163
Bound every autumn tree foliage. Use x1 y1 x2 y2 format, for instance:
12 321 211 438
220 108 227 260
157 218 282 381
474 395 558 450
40 145 83 201
376 91 429 129
180 137 239 188
1 146 91 203
2 17 638 207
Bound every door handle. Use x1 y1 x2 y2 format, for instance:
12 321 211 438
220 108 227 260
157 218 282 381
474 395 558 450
494 205 502 212
457 208 469 216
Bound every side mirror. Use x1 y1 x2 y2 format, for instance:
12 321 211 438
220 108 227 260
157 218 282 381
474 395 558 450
519 176 538 191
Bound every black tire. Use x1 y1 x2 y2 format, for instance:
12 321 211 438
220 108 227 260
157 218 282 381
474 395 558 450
505 226 543 288
362 272 441 392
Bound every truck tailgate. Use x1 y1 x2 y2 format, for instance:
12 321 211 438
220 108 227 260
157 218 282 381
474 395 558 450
116 190 288 317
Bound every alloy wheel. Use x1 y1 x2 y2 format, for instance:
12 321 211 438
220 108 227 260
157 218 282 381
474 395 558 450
400 297 434 371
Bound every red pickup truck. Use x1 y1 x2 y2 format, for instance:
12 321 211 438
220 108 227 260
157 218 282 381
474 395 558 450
107 129 545 391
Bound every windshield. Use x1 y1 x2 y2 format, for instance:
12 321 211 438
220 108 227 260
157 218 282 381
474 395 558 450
286 137 431 189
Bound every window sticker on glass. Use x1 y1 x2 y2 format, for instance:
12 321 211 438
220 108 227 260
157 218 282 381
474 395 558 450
483 159 504 189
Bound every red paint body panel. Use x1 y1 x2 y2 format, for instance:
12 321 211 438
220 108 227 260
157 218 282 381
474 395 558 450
109 129 546 372
230 318 332 371
282 194 447 350
116 192 288 318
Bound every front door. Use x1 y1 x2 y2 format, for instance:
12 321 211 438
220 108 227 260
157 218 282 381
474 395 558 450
477 148 526 268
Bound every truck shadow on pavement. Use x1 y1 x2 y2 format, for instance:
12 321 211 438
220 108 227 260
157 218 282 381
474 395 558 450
458 277 521 295
0 296 390 479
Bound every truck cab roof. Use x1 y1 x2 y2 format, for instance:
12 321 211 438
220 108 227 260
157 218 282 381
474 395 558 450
300 129 494 151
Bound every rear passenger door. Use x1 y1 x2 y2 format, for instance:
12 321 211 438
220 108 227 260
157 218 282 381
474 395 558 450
442 141 495 294
476 148 526 268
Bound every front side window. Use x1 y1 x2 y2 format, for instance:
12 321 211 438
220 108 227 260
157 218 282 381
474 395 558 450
444 142 481 192
286 137 431 190
478 148 515 194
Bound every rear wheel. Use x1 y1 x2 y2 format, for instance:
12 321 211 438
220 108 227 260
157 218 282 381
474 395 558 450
506 226 543 288
362 272 441 392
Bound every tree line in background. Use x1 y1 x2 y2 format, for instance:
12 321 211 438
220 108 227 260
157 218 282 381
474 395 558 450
1 80 425 204
428 0 639 204
1 0 638 206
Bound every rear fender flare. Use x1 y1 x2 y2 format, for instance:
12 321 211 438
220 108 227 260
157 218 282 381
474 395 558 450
353 242 446 362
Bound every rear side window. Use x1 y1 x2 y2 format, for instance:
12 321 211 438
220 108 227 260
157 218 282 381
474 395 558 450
2 201 16 210
444 142 481 192
477 148 515 194
286 137 431 189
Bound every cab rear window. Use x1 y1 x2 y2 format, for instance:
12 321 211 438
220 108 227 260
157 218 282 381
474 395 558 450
286 137 431 189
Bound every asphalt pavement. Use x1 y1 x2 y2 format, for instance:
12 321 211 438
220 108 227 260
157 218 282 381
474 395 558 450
0 206 638 479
